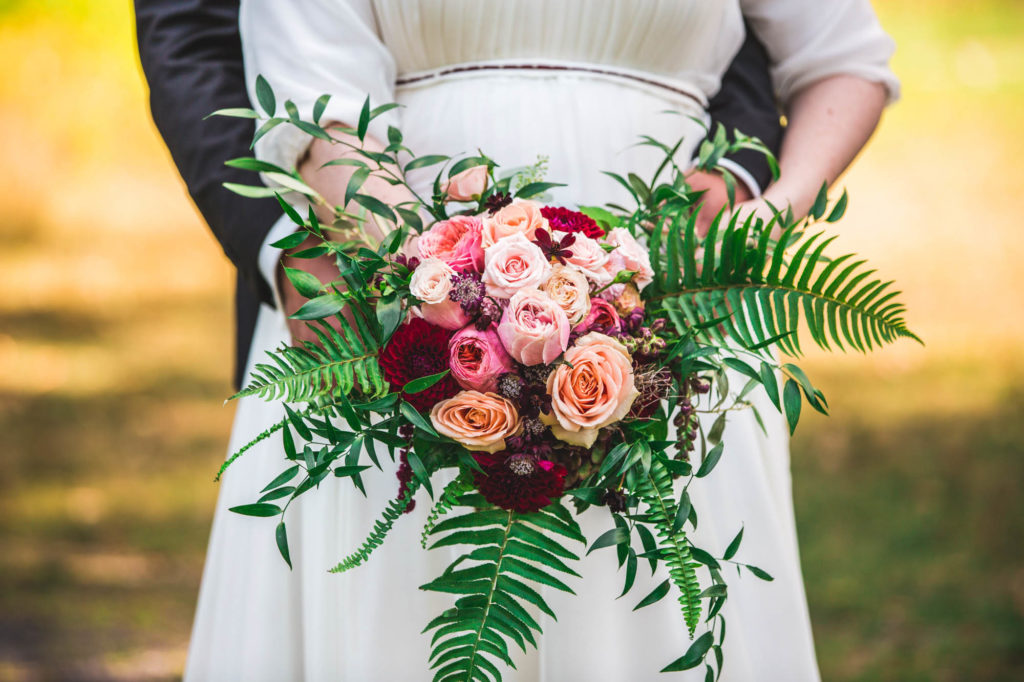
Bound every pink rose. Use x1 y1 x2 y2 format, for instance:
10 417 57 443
481 199 549 248
605 227 654 290
417 215 485 273
542 264 592 326
497 288 570 366
541 333 639 447
409 258 470 330
443 165 489 202
574 297 622 334
430 390 521 453
563 232 613 286
448 325 515 393
482 233 552 299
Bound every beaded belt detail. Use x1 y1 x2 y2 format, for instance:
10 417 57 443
394 60 706 108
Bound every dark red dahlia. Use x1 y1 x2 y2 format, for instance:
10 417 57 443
379 317 460 411
473 452 567 513
540 206 605 239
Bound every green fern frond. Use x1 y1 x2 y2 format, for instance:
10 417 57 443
655 208 920 356
233 317 386 402
421 475 475 549
329 478 421 574
637 459 702 635
421 499 584 682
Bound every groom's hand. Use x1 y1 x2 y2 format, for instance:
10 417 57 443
686 169 752 238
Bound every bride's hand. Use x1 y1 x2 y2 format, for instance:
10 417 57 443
685 168 752 238
278 124 416 346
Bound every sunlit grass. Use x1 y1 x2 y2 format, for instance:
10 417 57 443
0 0 1021 680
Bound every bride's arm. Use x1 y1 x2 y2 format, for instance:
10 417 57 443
738 0 899 222
759 75 887 219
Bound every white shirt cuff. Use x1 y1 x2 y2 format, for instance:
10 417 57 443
258 212 304 312
715 158 763 198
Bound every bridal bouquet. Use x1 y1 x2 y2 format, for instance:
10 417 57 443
212 80 919 681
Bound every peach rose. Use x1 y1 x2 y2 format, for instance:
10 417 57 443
409 258 470 330
430 390 521 453
542 265 592 326
481 199 549 248
563 232 613 286
482 232 552 299
417 215 485 273
443 165 489 202
542 333 639 447
497 288 570 366
605 228 654 290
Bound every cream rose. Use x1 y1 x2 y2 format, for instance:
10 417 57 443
497 288 570 366
605 227 654 290
481 199 549 248
542 265 592 326
542 333 639 447
563 232 613 286
409 258 469 330
482 232 552 299
430 390 521 453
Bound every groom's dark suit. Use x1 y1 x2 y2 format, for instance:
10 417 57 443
134 0 783 390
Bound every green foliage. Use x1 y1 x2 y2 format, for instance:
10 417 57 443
421 475 475 549
329 477 422 574
636 458 703 636
233 317 385 403
656 208 920 356
421 496 584 682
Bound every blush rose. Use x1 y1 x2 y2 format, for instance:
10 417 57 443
482 232 552 299
443 165 489 202
497 288 570 366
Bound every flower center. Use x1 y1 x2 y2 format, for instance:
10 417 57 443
507 456 536 476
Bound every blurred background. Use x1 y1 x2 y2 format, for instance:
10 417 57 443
1 0 1022 680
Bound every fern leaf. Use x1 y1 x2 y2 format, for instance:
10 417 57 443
636 459 703 635
422 502 584 681
329 478 420 574
422 475 476 548
661 209 920 354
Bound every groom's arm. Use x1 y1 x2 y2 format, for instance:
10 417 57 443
706 22 784 195
134 0 278 306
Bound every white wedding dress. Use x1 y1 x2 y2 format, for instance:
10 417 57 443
184 1 898 680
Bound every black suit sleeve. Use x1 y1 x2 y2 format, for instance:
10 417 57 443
134 0 279 306
706 22 784 192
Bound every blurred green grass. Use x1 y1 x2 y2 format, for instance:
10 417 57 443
0 1 1022 680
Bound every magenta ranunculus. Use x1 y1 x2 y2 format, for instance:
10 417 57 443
417 215 485 273
497 288 570 366
575 297 622 335
448 325 515 393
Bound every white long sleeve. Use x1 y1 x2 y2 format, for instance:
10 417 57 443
239 0 398 172
740 0 899 106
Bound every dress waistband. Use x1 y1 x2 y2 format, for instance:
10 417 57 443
394 59 708 109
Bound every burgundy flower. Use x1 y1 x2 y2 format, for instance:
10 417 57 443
532 228 576 265
485 191 513 214
540 206 605 239
395 448 417 514
473 452 567 513
379 317 460 411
